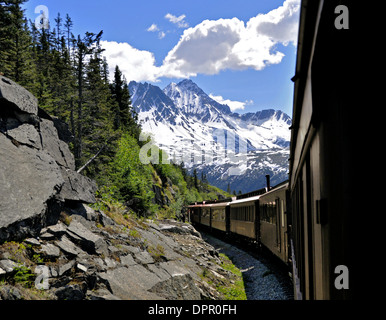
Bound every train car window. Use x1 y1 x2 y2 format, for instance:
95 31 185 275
260 202 277 224
272 202 277 225
230 206 255 222
212 208 226 221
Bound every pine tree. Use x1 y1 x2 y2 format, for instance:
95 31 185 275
54 13 62 48
80 48 117 181
73 31 104 168
0 0 36 89
193 169 198 190
64 14 73 51
110 65 140 139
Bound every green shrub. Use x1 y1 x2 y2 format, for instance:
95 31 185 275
12 265 35 288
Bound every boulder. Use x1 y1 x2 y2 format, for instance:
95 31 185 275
58 167 97 204
0 260 18 273
66 220 107 255
0 76 98 243
55 235 85 257
39 243 60 260
0 134 64 242
98 266 163 300
149 273 201 300
39 118 75 170
0 76 38 116
3 119 41 149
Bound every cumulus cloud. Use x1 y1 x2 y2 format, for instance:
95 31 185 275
251 0 300 45
165 13 189 28
101 0 300 82
159 18 245 78
160 0 300 78
100 40 160 82
209 94 253 112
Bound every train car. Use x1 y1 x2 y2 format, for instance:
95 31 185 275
228 194 260 240
289 0 353 300
209 201 229 233
189 203 202 225
259 182 289 264
188 198 232 232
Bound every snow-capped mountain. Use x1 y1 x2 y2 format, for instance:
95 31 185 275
129 79 292 193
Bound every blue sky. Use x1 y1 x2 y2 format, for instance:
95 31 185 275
23 0 300 116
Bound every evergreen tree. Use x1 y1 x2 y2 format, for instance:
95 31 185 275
109 65 140 139
0 0 36 90
64 14 73 51
193 169 198 190
81 48 117 182
73 31 103 167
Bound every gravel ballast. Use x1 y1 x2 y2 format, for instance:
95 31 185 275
202 232 293 300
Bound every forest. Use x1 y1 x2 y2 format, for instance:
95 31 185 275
0 0 231 219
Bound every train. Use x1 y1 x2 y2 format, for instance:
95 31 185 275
188 0 353 300
188 177 290 265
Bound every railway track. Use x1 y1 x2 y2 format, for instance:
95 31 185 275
200 230 293 300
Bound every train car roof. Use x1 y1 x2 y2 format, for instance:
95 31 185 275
260 182 289 198
229 194 261 206
188 200 233 208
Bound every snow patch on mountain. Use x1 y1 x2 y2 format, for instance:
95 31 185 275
129 79 291 192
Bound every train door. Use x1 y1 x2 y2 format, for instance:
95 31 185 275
254 200 260 243
293 173 305 299
275 198 281 252
304 154 314 300
226 206 230 234
279 197 288 260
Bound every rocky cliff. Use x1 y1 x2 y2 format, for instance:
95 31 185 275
0 76 242 300
0 75 97 243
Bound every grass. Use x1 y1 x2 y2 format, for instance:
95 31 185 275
147 244 166 262
217 253 247 300
199 253 247 300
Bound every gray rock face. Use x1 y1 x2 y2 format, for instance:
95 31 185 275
66 220 107 255
0 203 238 301
0 134 64 242
58 167 97 204
39 119 75 170
0 76 38 116
0 259 18 273
0 76 97 243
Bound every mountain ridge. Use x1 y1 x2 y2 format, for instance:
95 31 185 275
129 79 291 193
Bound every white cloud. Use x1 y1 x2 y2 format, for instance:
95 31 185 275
147 24 159 32
100 40 160 83
158 31 166 39
209 94 253 112
250 0 300 45
159 18 245 78
165 13 189 28
101 0 300 82
160 0 300 78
